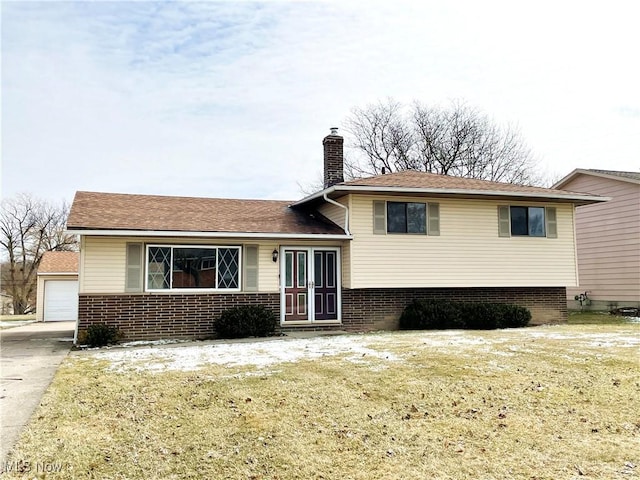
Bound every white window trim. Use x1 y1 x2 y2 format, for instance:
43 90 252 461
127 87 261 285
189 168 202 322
145 244 242 292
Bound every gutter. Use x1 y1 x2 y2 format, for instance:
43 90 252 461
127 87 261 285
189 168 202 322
323 192 350 235
292 185 609 206
64 229 352 240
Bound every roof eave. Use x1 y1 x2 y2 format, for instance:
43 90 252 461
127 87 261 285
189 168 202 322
554 168 640 188
65 229 352 240
294 185 609 206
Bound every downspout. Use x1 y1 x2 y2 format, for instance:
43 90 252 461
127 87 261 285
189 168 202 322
323 193 350 236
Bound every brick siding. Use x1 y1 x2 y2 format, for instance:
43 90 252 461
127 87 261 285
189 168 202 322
78 287 566 341
341 287 567 331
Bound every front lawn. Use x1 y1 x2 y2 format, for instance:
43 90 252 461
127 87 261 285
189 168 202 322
5 325 639 479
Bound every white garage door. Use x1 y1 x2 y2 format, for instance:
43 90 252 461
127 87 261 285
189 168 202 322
44 280 79 322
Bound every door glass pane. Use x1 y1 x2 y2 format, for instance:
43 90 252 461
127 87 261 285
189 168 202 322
285 252 293 288
528 207 546 237
297 252 306 288
314 252 323 287
326 252 335 288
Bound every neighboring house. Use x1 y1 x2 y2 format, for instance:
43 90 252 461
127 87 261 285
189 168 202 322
66 129 607 341
36 251 79 322
554 169 640 310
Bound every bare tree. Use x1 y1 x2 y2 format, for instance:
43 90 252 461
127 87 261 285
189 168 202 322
0 194 78 314
344 99 542 185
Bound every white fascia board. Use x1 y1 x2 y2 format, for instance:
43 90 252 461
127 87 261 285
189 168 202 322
294 185 609 205
65 229 352 240
36 272 78 277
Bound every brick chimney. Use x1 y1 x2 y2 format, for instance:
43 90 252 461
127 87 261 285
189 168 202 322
323 127 344 188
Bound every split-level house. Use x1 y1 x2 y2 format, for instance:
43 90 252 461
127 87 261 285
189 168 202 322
554 169 640 310
66 129 607 341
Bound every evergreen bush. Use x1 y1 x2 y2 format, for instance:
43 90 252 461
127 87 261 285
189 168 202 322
85 323 121 347
214 305 277 339
399 299 531 330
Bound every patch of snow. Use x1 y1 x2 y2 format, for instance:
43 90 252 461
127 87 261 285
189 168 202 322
91 335 399 373
119 339 190 348
84 327 640 374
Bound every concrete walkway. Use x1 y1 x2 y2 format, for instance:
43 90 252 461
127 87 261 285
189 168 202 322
0 321 74 461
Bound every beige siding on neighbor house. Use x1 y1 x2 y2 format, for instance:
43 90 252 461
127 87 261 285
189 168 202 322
346 195 578 288
80 236 345 294
561 175 640 304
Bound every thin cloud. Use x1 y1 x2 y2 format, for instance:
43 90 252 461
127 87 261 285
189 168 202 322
2 1 639 204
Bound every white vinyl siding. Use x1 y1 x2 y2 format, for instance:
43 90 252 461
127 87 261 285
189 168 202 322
349 195 577 288
317 198 348 231
79 236 342 294
81 237 128 293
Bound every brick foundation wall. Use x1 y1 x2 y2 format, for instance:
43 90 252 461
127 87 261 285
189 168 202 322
78 293 279 341
341 287 567 331
78 287 566 341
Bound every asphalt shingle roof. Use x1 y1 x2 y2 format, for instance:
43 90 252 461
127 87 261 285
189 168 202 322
38 251 79 274
341 170 584 196
67 191 344 235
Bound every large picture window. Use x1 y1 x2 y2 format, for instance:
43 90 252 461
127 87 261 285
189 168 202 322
146 245 240 291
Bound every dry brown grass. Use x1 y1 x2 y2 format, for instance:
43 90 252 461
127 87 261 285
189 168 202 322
4 324 639 479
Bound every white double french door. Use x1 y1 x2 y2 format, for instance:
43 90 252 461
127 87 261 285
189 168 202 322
280 247 340 324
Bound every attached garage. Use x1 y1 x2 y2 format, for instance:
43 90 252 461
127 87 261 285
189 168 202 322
36 251 79 323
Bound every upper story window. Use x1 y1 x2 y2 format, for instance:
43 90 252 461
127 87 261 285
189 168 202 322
498 206 557 238
510 206 545 236
387 202 426 234
146 245 240 291
373 200 440 235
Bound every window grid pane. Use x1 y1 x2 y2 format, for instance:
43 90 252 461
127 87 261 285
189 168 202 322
218 248 239 289
148 247 171 289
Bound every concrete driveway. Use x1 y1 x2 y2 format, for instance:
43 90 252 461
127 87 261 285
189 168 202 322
0 321 74 461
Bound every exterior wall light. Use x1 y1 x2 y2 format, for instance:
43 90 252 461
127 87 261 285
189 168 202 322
272 249 278 262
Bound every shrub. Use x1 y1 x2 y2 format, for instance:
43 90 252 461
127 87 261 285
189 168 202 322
399 299 463 330
459 302 499 330
85 323 121 347
214 305 277 339
399 299 531 330
497 303 532 328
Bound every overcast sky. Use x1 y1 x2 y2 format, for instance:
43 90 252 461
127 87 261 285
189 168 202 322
2 1 639 205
